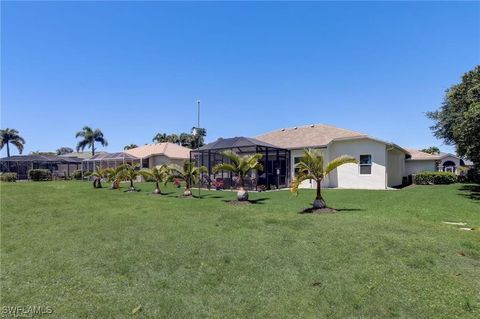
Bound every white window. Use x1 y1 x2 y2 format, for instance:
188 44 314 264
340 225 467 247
359 155 372 175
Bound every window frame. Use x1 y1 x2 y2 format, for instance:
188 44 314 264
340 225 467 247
359 154 372 175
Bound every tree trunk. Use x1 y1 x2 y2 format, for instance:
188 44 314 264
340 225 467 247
92 141 95 156
6 142 10 157
183 187 192 196
153 181 161 194
237 174 248 201
313 178 326 209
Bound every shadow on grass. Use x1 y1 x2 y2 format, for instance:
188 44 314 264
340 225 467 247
221 197 270 205
298 207 365 214
457 184 480 201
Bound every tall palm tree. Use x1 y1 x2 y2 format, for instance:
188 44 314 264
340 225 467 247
124 144 138 150
0 128 26 157
291 149 357 209
152 133 168 143
75 126 108 156
170 161 207 197
140 164 171 194
119 163 141 192
212 150 263 201
167 134 180 145
179 133 192 148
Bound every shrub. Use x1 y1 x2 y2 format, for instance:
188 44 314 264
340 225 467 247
414 171 457 185
28 169 52 181
0 172 17 182
72 170 83 180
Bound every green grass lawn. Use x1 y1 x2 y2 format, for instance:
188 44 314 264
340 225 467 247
1 181 479 318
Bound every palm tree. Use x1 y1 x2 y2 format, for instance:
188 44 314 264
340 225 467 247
212 150 263 201
84 166 109 188
140 164 171 194
152 133 168 143
167 134 180 145
119 163 141 192
179 133 192 148
170 161 207 196
291 149 357 209
0 128 26 157
124 144 138 150
75 126 108 156
104 166 126 189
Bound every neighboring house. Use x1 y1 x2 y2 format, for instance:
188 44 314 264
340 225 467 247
125 142 191 168
406 149 473 176
256 124 409 190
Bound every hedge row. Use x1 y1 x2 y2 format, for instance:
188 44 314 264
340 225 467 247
28 169 52 181
0 172 17 182
413 171 457 185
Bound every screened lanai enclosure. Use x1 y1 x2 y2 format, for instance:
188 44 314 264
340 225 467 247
82 152 145 172
190 137 291 190
0 155 82 180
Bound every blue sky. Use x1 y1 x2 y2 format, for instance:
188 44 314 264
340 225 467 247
1 1 479 155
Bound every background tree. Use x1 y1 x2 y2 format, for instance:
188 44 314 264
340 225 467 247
0 128 26 157
170 161 207 197
56 147 74 155
427 66 480 164
212 150 263 202
291 149 357 210
420 146 440 155
153 133 168 143
167 134 180 145
190 127 206 148
124 144 138 150
75 126 108 156
30 151 56 156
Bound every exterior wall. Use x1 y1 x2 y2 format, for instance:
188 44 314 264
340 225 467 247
386 149 405 187
149 155 185 168
290 148 329 189
405 160 436 175
438 155 462 174
328 139 387 189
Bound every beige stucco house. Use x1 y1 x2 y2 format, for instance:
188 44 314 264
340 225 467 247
256 124 409 190
125 143 190 168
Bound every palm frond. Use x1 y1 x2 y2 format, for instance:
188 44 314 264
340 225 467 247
213 163 237 174
324 155 358 175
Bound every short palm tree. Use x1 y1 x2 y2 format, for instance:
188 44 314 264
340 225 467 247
212 150 263 201
140 165 171 194
104 166 126 189
0 128 26 157
291 149 357 209
124 144 138 150
119 163 141 192
85 166 109 188
170 161 207 196
75 126 108 156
